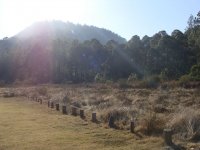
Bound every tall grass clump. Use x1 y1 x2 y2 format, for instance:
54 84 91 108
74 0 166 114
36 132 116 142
135 112 166 135
168 108 200 142
99 107 135 129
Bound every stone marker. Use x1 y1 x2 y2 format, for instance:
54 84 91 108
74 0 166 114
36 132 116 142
130 121 135 133
92 112 97 122
108 116 114 128
163 129 173 146
62 105 67 114
50 102 54 108
56 104 59 111
71 107 77 116
80 109 84 118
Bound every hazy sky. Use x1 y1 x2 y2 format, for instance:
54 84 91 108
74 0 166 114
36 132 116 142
0 0 199 40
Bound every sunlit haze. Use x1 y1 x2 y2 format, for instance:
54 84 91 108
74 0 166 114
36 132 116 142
0 0 199 40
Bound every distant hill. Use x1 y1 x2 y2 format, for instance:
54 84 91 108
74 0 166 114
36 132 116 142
16 21 126 44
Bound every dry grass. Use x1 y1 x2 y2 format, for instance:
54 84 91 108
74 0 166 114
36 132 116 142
0 97 163 150
136 112 167 135
168 108 200 142
1 83 200 149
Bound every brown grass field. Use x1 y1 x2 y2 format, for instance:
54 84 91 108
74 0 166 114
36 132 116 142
0 97 162 150
0 83 200 149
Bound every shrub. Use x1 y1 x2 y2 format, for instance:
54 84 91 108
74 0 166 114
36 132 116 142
94 73 106 83
159 68 169 81
105 107 129 121
127 73 138 82
190 64 200 81
136 112 166 135
99 107 134 129
168 108 200 141
179 74 192 86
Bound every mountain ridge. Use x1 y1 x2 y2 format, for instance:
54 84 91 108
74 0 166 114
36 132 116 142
15 21 127 44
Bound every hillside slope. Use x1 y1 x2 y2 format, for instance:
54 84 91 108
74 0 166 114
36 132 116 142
16 21 126 44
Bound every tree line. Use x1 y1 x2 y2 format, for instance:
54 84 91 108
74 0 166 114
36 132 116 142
0 11 200 84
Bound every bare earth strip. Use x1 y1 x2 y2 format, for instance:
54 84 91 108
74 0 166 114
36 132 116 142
0 97 162 150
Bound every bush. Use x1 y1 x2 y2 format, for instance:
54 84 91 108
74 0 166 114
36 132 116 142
159 68 169 81
136 112 166 135
179 74 192 86
99 107 134 129
190 64 200 81
100 107 129 122
178 65 200 87
94 73 106 83
168 108 200 141
127 73 138 82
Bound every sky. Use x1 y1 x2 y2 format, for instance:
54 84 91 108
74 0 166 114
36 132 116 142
0 0 199 40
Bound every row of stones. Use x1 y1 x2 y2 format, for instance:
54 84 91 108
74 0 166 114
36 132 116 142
28 96 174 149
47 101 135 130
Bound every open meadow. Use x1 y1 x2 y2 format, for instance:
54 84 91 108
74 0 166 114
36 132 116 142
0 96 162 150
0 83 200 150
0 1 200 149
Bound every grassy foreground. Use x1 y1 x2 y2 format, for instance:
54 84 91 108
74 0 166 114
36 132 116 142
0 97 163 150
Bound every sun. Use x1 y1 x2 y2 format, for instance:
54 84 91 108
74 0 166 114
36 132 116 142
2 0 88 37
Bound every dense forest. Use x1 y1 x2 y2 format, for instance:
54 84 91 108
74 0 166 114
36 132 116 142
0 12 200 84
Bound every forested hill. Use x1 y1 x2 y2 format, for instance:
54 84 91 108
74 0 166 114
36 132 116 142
16 21 126 44
0 12 200 84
